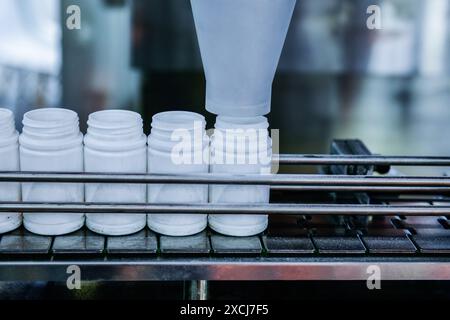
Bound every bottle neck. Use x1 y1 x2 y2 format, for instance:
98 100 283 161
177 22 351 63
0 109 17 143
149 112 207 154
84 110 146 152
20 108 82 151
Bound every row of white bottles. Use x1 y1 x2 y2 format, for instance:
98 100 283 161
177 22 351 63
0 108 271 237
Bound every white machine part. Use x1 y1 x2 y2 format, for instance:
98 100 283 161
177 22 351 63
191 0 296 116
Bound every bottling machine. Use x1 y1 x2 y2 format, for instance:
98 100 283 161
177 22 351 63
1 0 450 301
0 139 449 299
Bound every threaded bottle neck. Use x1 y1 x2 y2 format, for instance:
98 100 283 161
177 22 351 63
84 109 146 152
20 108 82 151
148 111 208 154
0 108 18 145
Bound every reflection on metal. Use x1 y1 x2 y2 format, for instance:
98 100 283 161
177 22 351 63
1 258 450 281
188 280 208 300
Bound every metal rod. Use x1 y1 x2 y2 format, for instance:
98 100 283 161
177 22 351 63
188 280 208 300
368 195 450 202
269 185 450 193
277 154 450 166
0 202 448 216
1 172 450 188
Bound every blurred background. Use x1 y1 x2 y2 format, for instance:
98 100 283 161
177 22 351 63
0 0 449 173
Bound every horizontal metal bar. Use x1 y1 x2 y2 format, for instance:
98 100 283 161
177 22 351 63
0 202 448 215
277 154 450 166
269 185 450 193
1 258 450 281
368 195 450 202
1 172 450 188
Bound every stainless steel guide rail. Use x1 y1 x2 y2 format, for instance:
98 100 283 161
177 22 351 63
1 172 450 186
1 173 450 195
276 154 450 166
0 152 449 284
0 202 449 216
0 154 449 191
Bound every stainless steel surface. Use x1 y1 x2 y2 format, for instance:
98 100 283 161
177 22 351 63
268 185 450 193
210 235 262 256
52 230 105 256
1 171 450 187
106 230 158 255
1 258 450 281
1 170 449 193
188 280 208 300
160 231 210 255
0 202 448 216
277 154 450 166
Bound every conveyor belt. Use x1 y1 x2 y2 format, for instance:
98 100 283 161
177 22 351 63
0 147 449 281
0 214 449 281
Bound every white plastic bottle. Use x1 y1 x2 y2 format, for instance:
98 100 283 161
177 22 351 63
84 109 147 236
20 108 84 235
147 111 209 236
209 116 272 236
0 108 22 233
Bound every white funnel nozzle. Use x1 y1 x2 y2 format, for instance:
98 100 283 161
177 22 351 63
191 0 296 117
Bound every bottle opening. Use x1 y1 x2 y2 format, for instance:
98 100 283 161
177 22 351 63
23 108 78 128
0 108 13 122
151 111 205 130
88 109 142 130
